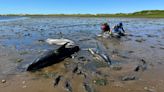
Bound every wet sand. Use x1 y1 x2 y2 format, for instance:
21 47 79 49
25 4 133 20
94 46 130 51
0 17 164 92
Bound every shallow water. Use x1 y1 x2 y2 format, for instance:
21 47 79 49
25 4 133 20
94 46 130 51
0 17 163 49
0 16 28 22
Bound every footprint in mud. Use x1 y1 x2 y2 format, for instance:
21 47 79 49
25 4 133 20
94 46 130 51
150 46 156 48
72 64 85 76
134 59 147 72
78 38 92 42
135 38 146 43
53 75 63 87
128 50 135 53
83 83 94 92
37 39 45 43
118 54 129 59
146 34 158 38
65 80 72 92
121 75 136 81
78 56 87 61
112 49 119 54
116 51 130 59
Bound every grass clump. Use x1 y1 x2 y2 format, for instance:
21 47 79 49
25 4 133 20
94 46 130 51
93 78 108 86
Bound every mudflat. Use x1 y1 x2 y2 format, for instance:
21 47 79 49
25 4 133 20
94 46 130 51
0 17 164 92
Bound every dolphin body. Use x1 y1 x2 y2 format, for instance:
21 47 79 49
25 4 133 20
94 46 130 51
46 38 75 47
27 42 80 71
88 48 112 65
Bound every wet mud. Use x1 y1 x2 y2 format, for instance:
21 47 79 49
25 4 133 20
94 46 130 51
0 17 164 92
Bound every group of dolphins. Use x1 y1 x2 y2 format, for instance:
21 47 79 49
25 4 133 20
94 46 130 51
27 38 112 71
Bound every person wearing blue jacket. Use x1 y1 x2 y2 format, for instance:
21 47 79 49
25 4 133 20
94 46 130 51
113 22 125 36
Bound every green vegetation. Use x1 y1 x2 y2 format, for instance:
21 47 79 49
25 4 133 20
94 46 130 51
19 51 29 55
95 10 164 18
1 10 164 18
93 78 108 86
13 58 23 63
126 10 164 18
37 72 57 78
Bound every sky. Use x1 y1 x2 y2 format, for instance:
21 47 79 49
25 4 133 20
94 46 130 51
0 0 164 14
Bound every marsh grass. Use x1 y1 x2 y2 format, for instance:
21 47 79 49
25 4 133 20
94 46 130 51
1 10 163 18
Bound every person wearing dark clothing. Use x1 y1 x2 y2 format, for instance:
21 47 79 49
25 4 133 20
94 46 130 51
101 23 111 33
113 22 125 36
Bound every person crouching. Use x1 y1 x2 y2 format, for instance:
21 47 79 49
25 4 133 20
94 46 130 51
113 22 125 36
101 23 112 37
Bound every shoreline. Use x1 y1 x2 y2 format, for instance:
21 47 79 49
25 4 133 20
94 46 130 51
0 10 164 18
1 15 164 18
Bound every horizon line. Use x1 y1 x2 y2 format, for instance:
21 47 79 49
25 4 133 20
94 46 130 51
0 9 163 15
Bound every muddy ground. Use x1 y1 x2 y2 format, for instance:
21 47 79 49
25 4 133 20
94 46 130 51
0 17 164 92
